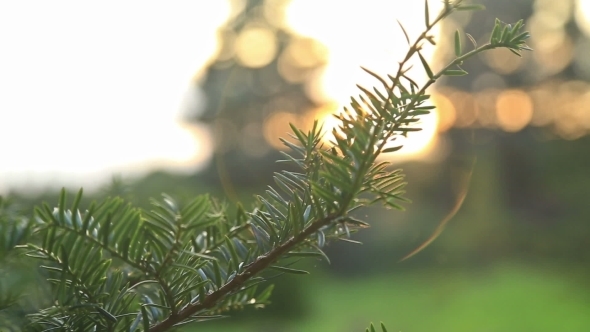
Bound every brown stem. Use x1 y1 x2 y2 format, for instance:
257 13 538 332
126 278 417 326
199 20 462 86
148 213 336 332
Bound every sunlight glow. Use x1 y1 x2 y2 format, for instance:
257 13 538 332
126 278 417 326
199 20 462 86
575 0 590 36
285 0 444 161
0 1 227 193
1 0 449 194
235 26 277 68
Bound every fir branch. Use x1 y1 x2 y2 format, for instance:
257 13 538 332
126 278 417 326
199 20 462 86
149 3 531 331
3 2 530 331
148 212 337 332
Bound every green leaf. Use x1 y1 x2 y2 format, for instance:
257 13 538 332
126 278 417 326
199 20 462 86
71 188 83 229
224 237 241 271
286 251 325 259
397 20 410 44
182 195 211 227
280 138 306 157
259 196 286 224
289 123 308 147
456 4 485 11
417 52 433 79
425 35 436 45
500 23 511 43
320 171 351 191
454 30 461 56
198 282 207 305
508 48 522 57
140 305 150 331
303 204 312 223
58 188 66 222
130 313 142 332
81 202 95 232
466 32 477 49
339 238 363 245
310 182 338 209
395 127 423 133
212 260 223 288
251 224 271 250
342 216 370 228
266 187 288 209
96 307 117 323
269 265 309 275
308 244 331 264
414 105 436 111
442 69 468 76
490 19 502 44
102 213 112 246
424 0 430 27
256 284 275 303
508 19 524 39
317 231 326 248
175 279 210 298
368 322 376 332
511 31 531 44
382 146 403 153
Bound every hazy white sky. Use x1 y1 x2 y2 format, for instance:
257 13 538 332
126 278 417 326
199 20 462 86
0 1 228 193
0 0 441 195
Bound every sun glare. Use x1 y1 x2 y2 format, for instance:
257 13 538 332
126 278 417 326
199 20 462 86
285 0 444 161
0 0 448 194
0 1 228 193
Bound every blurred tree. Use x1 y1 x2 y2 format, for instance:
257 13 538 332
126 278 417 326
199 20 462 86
185 0 328 187
430 0 590 261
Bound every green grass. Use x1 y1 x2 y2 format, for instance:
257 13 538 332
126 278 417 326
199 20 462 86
187 263 590 332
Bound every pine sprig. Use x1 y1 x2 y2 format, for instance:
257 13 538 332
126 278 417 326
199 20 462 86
1 1 530 331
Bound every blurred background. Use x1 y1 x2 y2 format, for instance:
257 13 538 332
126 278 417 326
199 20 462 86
2 0 590 331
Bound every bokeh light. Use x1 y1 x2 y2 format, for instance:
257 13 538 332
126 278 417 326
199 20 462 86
430 0 590 140
235 26 278 68
278 37 329 83
495 89 534 132
431 92 457 133
528 0 574 77
263 111 304 150
448 90 479 128
482 48 525 74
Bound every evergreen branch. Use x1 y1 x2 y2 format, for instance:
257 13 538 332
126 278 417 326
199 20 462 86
31 217 147 273
148 211 338 332
151 8 532 330
3 2 530 331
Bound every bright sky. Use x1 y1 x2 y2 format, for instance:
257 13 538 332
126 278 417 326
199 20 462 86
0 0 441 195
286 0 443 162
0 1 227 194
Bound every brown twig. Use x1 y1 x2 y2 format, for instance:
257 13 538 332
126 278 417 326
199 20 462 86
148 213 337 332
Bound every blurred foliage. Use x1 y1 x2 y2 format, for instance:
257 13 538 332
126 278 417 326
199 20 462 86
190 264 590 332
432 0 590 136
414 0 590 269
185 0 329 186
